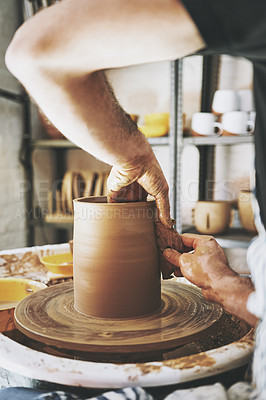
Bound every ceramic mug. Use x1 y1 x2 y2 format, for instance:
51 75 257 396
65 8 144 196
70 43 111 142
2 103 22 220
191 113 223 137
238 90 254 112
238 190 257 233
222 111 254 135
193 200 232 235
212 90 239 115
249 111 256 124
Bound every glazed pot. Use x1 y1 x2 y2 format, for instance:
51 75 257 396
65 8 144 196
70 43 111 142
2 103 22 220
73 196 161 318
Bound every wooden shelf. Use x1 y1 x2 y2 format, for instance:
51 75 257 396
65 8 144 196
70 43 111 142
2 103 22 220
183 135 254 146
147 137 170 146
31 137 170 149
31 139 77 149
182 226 256 248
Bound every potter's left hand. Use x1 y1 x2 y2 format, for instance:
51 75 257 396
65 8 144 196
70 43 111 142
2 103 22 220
107 151 172 228
163 233 235 303
163 233 258 327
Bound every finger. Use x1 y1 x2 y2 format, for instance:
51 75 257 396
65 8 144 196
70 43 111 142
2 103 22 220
155 192 172 228
163 248 182 267
107 167 134 192
174 268 183 277
180 233 213 251
108 181 147 202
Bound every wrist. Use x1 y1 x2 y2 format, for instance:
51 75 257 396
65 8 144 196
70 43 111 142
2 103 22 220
114 135 155 171
204 274 257 326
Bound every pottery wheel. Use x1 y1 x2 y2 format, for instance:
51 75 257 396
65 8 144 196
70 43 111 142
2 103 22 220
14 281 223 354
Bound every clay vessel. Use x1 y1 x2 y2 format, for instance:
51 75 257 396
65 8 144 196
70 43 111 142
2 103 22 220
193 200 232 235
238 190 257 233
73 196 161 318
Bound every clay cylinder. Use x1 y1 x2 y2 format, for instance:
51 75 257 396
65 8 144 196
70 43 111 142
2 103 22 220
73 196 161 318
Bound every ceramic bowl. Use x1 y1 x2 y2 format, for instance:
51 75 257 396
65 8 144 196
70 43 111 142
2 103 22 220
0 278 47 332
139 125 168 138
144 112 170 128
40 253 73 276
0 278 47 311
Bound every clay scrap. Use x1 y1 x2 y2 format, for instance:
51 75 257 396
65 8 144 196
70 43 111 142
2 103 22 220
156 221 184 279
0 252 48 282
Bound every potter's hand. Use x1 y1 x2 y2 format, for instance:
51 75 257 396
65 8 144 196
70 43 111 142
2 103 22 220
163 233 236 303
163 233 258 326
107 151 172 228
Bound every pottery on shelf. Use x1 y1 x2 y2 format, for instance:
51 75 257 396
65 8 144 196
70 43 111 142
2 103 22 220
238 190 257 233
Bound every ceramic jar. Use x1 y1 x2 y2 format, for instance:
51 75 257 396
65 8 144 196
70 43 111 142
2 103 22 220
193 200 232 235
73 196 161 318
238 190 257 233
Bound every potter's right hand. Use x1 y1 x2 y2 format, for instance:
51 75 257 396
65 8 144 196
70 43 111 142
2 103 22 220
163 233 236 303
107 151 172 228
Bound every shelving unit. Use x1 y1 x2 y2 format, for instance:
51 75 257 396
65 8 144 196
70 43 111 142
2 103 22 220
14 0 255 248
170 56 255 248
28 125 178 242
30 137 171 149
183 135 254 146
11 55 254 247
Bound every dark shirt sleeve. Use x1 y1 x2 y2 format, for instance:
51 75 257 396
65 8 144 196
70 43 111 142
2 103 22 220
181 0 266 60
180 0 266 227
253 63 266 226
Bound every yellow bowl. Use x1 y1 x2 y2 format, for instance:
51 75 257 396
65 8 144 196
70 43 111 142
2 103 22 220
0 278 47 332
144 112 170 129
0 278 47 311
139 125 168 138
40 253 73 276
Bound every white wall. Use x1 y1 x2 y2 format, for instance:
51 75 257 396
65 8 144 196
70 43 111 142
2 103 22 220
0 1 27 250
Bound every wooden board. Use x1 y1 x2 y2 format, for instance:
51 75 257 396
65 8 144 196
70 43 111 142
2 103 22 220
15 281 223 354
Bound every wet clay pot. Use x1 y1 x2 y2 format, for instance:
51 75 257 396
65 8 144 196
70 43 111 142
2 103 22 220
73 196 161 318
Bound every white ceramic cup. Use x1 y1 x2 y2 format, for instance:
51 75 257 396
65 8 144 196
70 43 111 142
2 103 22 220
191 112 223 136
249 111 256 124
238 90 254 112
222 111 254 135
212 90 239 115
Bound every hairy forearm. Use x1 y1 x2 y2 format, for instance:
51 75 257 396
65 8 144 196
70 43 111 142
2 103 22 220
204 274 258 327
11 67 152 166
5 0 204 166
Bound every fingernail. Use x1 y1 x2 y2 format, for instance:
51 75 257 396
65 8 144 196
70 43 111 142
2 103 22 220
163 248 172 258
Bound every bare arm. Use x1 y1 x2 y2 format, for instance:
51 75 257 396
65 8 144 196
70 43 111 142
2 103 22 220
5 0 204 226
164 233 258 327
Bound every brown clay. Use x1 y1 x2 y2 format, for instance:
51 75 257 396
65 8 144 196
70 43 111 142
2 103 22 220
73 196 161 318
156 221 184 279
107 181 147 203
14 281 223 355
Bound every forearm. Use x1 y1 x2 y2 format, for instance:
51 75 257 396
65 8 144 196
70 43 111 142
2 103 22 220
10 67 152 166
204 274 258 327
5 0 204 165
